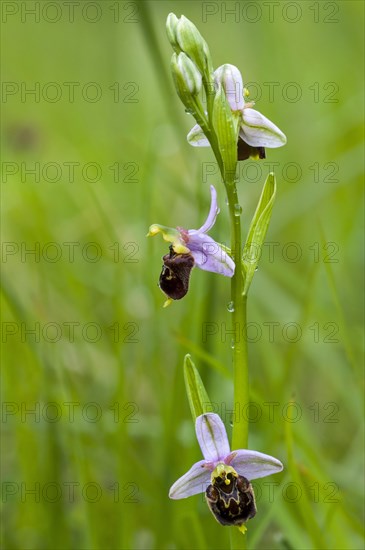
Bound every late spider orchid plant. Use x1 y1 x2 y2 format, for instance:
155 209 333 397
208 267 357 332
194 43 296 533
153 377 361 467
149 13 287 547
170 413 283 534
148 185 234 305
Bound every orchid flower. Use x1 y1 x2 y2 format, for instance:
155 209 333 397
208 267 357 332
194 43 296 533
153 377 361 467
187 64 287 160
148 185 234 304
169 413 283 532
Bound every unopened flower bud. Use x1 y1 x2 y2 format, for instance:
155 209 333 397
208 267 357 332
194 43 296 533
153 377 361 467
171 52 202 100
166 13 180 51
175 16 212 77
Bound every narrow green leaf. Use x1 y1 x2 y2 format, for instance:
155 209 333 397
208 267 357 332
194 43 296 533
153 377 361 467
242 172 276 295
183 354 212 421
212 85 239 183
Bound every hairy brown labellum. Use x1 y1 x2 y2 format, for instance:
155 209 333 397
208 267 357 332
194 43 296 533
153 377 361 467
206 473 257 527
237 137 266 161
159 247 195 300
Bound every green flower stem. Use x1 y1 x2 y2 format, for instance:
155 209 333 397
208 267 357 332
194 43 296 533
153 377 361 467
207 126 248 550
224 179 249 451
207 134 248 455
192 109 224 176
225 177 248 550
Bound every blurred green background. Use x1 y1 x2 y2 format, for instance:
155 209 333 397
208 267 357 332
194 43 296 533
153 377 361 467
1 1 364 549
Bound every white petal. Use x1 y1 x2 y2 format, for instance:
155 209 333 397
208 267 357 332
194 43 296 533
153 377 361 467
169 460 211 499
228 449 283 480
196 413 231 462
241 108 287 148
214 64 245 111
187 124 210 147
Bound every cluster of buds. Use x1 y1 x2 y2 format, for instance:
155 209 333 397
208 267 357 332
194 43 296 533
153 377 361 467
166 13 286 161
166 13 213 94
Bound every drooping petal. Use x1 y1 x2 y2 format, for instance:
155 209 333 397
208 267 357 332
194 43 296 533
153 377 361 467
187 124 210 147
190 185 219 235
188 233 235 277
227 449 283 480
240 108 287 148
195 413 231 463
169 460 211 499
214 64 245 111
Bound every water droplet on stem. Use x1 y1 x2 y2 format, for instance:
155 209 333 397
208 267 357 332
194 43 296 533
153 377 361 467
234 204 242 216
227 301 235 313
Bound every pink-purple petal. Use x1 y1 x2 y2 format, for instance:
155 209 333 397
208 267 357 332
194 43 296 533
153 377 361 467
228 449 283 480
190 185 219 234
169 460 211 499
196 413 231 462
188 234 235 277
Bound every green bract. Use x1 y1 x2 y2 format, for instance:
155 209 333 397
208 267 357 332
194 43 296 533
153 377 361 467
183 354 212 421
242 172 277 294
212 84 241 182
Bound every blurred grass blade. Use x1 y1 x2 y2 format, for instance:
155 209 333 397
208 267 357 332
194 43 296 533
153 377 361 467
183 354 212 421
242 172 276 295
285 402 327 549
175 333 231 378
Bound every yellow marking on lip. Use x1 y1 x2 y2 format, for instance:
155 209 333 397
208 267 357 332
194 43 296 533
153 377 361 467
172 243 190 254
238 524 247 535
